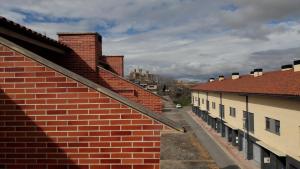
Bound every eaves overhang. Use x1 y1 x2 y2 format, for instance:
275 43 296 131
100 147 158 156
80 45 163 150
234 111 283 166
0 16 69 54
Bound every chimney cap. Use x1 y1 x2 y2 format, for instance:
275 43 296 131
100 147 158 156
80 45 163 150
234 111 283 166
232 72 239 75
218 75 225 81
208 78 215 82
281 64 293 69
254 68 263 72
294 60 300 65
57 32 100 36
57 32 102 41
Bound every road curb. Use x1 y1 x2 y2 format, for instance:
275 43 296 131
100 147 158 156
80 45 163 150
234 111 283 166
187 111 257 169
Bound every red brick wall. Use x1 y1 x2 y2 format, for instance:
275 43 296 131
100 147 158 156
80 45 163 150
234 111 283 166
57 34 162 113
98 67 163 113
101 56 124 77
0 43 163 169
58 33 101 83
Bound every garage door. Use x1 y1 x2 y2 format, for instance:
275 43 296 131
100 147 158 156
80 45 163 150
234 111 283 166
243 137 247 158
253 143 261 165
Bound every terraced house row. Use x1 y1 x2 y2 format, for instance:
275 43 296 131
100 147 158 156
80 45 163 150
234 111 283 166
0 16 183 169
191 63 300 169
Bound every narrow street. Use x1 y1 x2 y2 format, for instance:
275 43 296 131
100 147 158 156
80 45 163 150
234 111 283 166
161 97 239 169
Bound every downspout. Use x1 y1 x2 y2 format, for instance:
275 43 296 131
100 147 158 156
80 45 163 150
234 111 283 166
220 92 223 135
206 92 208 111
191 90 194 107
206 92 209 125
197 91 200 116
245 95 250 160
198 91 200 108
192 91 195 113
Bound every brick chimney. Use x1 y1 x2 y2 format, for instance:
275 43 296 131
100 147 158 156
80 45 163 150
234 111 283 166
209 78 215 82
57 32 102 82
254 68 263 77
218 75 224 81
101 55 124 77
231 72 239 80
293 60 300 72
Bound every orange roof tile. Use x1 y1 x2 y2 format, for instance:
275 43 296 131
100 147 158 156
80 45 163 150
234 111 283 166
192 69 300 96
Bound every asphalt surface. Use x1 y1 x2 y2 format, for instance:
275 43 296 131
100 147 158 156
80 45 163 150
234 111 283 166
180 107 239 169
160 97 239 169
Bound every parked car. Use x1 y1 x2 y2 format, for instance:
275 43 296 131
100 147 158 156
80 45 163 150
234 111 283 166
176 104 182 109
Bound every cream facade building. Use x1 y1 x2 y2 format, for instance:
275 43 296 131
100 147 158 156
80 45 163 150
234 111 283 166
191 63 300 169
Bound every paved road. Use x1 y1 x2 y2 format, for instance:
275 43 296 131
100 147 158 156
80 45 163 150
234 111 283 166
180 107 239 169
160 97 239 169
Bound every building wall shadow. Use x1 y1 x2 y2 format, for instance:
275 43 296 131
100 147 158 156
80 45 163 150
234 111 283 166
0 88 82 169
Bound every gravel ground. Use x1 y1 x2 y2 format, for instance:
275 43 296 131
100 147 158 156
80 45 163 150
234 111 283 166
161 132 218 169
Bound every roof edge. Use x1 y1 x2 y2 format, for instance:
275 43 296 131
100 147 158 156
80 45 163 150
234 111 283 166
57 32 102 37
192 88 300 99
103 55 124 58
0 36 184 132
98 66 168 101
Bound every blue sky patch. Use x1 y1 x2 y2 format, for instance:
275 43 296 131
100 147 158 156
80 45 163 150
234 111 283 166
221 3 238 12
126 27 146 35
126 26 157 35
268 16 297 25
12 8 81 23
94 21 116 36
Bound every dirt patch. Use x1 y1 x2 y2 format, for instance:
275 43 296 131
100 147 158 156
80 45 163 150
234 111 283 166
161 99 219 169
161 131 219 169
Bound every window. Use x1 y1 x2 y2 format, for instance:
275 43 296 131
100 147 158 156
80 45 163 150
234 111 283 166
192 96 194 104
243 111 254 133
243 111 247 129
265 117 280 135
229 107 236 117
275 120 280 134
212 102 216 109
202 99 204 104
219 104 225 118
266 117 270 130
249 113 254 133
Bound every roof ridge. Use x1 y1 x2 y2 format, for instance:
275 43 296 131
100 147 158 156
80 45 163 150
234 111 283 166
196 69 294 85
0 36 184 132
192 68 300 97
98 66 167 101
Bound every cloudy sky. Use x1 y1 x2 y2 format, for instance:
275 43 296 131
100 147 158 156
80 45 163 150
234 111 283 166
1 0 300 81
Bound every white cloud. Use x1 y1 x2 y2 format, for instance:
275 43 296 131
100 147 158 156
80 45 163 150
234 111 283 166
1 0 300 81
